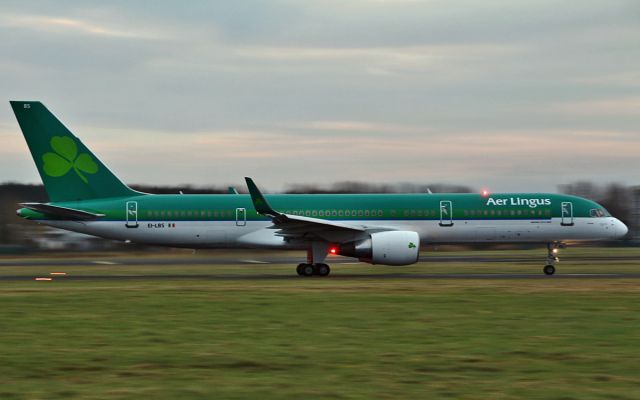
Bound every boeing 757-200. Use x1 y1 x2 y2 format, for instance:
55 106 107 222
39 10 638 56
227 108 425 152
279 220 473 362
11 101 628 276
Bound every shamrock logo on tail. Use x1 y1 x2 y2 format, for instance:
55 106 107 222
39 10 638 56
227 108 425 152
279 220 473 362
42 136 98 184
408 242 417 249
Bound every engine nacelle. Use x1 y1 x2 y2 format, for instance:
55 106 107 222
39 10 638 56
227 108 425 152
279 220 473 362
339 231 420 266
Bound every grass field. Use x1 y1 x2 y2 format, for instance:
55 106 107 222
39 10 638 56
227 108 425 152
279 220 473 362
1 248 639 399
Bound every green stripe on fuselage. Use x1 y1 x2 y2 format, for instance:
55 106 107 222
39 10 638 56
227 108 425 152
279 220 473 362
18 193 610 222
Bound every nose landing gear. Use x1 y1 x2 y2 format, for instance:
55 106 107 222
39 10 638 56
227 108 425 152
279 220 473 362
543 264 556 276
544 243 563 275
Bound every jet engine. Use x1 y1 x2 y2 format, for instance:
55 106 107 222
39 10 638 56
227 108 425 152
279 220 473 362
339 231 420 266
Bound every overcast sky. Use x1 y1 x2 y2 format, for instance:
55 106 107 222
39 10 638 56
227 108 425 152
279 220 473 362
1 0 638 192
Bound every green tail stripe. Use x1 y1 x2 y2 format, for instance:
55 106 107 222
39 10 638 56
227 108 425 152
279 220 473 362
10 101 140 202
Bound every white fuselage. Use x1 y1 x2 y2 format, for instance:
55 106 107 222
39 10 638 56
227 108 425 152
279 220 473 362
41 216 625 249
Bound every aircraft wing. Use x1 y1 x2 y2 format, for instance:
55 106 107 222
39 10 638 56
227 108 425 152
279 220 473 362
245 177 385 242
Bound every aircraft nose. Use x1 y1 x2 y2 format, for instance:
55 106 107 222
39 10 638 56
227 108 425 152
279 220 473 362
615 219 628 238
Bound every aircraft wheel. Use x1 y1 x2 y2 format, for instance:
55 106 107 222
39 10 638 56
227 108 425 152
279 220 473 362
296 263 306 276
543 265 556 276
315 263 331 277
301 263 315 277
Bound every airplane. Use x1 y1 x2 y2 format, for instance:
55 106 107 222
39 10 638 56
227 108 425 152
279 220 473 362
10 101 628 276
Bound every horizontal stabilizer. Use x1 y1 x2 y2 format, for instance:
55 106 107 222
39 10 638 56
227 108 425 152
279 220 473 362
20 202 105 220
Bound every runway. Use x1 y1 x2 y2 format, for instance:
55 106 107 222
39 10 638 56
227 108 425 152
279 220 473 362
1 253 638 281
2 272 640 281
1 254 638 267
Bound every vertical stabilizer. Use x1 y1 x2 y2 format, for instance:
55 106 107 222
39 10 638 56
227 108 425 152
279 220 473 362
10 101 140 202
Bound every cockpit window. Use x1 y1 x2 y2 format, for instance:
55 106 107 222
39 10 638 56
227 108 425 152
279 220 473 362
590 209 606 218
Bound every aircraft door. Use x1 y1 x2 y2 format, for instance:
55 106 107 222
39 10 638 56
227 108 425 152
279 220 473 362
561 202 574 226
439 200 453 227
236 207 246 226
126 201 138 228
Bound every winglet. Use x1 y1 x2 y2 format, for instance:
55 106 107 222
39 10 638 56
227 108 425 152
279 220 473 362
245 177 279 217
228 186 239 194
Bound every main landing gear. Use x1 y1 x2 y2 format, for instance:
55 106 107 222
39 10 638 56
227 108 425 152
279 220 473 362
296 263 331 277
543 243 563 276
297 242 332 277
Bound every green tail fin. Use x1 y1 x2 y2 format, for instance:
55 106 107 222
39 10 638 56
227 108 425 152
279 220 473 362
10 101 140 202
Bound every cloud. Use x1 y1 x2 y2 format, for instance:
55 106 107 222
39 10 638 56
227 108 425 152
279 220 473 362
0 1 638 190
551 97 640 116
0 13 164 39
284 120 425 134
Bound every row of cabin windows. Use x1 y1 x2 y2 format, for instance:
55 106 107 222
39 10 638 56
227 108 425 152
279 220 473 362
145 210 386 219
464 209 551 217
147 210 234 218
289 209 384 217
145 208 551 219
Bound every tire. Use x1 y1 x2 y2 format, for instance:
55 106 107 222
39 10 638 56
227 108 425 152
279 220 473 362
543 265 556 276
315 263 330 277
296 263 305 276
301 264 315 277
